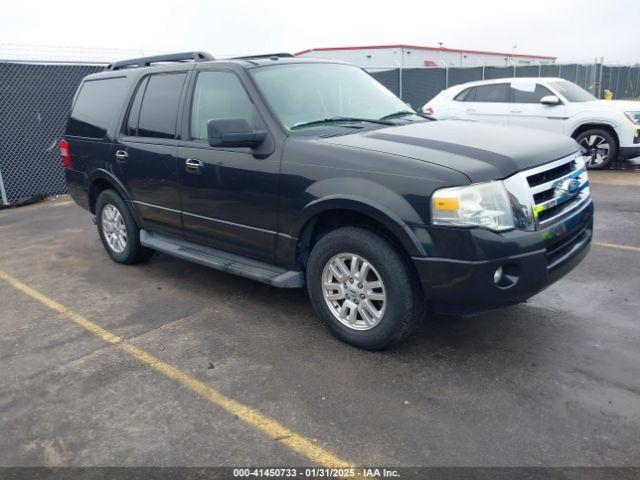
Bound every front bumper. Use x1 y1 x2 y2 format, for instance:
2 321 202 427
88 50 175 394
619 126 640 157
620 146 640 158
412 200 593 316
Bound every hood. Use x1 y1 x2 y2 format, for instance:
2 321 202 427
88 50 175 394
580 100 640 111
320 120 578 182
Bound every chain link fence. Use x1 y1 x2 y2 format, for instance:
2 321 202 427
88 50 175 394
0 59 638 206
0 62 105 205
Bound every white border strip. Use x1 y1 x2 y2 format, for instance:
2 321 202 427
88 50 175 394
0 166 8 205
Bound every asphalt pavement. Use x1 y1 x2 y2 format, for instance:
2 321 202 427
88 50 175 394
0 170 638 468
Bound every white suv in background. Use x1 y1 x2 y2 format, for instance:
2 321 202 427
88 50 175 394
423 77 640 169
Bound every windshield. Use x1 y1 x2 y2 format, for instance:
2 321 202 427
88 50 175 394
251 63 411 130
549 80 596 102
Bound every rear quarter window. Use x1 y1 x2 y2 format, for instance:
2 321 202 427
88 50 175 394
66 77 128 139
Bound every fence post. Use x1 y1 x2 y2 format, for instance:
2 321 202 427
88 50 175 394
0 166 8 206
595 59 602 98
627 66 632 97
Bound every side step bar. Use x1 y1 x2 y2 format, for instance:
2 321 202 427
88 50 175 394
139 230 304 288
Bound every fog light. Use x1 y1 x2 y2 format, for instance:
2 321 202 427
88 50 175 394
493 266 503 284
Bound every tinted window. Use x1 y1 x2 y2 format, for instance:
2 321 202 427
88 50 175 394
136 73 187 139
510 83 553 103
190 72 256 141
125 77 148 136
454 88 473 102
67 77 127 138
472 84 509 102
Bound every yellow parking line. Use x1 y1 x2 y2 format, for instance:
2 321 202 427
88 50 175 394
0 269 353 468
593 241 640 253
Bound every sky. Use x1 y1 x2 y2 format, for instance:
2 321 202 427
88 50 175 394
2 0 639 64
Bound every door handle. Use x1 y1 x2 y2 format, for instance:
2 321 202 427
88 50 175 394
465 108 476 113
114 150 128 162
185 158 204 174
510 110 522 114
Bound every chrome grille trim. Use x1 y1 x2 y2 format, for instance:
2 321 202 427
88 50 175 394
537 191 591 228
519 153 581 177
529 167 586 194
503 152 591 231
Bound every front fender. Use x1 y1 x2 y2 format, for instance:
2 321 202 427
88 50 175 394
291 177 427 257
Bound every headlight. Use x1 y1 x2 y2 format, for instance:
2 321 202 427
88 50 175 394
624 111 640 125
431 181 515 232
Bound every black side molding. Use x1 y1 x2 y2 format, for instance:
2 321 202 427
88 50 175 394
139 230 304 288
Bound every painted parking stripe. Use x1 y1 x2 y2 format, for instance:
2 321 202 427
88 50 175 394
0 269 354 469
593 241 640 253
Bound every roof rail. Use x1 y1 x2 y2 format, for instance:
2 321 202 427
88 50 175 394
232 53 293 60
107 51 214 70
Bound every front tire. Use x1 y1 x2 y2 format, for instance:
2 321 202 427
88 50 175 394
306 227 425 350
575 129 617 170
95 189 153 264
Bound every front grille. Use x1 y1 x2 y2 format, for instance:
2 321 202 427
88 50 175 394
524 154 590 229
527 161 574 188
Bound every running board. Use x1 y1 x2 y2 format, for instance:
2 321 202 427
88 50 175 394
139 230 304 288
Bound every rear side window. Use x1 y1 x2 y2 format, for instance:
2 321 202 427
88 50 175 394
472 84 509 102
67 77 127 138
132 73 187 139
510 83 553 103
125 77 148 136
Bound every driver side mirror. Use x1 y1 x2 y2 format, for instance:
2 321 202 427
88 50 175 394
207 119 267 148
540 95 561 106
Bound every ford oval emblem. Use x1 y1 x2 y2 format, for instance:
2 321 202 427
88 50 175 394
557 178 580 196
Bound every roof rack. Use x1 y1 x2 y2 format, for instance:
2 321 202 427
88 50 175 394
232 53 293 60
107 51 214 70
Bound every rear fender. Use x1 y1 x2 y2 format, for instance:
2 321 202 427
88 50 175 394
88 169 142 225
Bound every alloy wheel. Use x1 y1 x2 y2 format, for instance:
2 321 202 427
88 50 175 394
321 252 386 330
578 134 610 167
101 203 128 253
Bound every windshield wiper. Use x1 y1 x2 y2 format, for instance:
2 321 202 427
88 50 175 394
291 116 395 130
380 110 437 121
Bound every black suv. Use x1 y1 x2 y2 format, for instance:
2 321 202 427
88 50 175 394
62 51 593 350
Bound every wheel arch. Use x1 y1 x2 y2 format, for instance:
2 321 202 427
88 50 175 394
87 170 141 225
571 123 620 151
292 196 426 269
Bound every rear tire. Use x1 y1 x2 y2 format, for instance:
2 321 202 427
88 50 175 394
575 128 617 170
95 189 154 264
306 227 426 350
